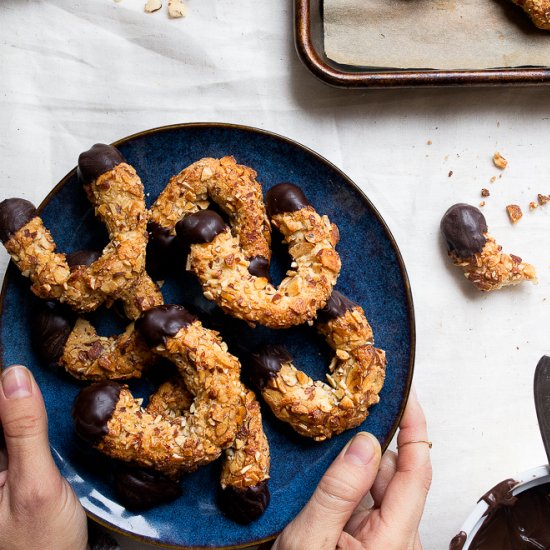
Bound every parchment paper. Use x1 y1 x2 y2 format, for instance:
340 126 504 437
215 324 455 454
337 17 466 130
324 0 550 69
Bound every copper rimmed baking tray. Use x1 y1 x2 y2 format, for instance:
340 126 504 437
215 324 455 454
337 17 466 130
295 0 550 88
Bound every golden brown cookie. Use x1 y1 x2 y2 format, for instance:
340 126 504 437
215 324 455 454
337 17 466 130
246 291 386 441
177 183 341 329
441 203 536 291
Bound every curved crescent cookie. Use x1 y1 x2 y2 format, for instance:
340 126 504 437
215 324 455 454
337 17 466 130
0 144 162 315
178 183 341 329
441 203 537 291
247 291 386 441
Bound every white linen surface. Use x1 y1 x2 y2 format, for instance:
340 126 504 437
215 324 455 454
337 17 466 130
1 1 550 548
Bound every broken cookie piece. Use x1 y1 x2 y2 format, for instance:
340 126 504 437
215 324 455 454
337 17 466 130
441 203 536 291
506 204 523 224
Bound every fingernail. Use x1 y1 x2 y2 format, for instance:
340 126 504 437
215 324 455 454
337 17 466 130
1 366 33 399
344 432 378 466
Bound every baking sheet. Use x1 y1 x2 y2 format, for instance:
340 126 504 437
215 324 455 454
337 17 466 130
324 0 550 70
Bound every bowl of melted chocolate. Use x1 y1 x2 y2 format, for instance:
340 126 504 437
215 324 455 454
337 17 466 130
449 465 550 550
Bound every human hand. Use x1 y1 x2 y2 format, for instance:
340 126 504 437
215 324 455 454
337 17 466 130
272 387 432 550
0 364 88 550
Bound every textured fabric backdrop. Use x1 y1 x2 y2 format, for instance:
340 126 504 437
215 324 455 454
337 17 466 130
1 1 550 548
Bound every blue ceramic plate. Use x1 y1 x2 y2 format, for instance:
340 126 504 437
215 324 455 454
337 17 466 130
0 123 414 549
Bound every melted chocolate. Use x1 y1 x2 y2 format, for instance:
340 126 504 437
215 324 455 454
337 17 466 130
454 481 550 550
175 210 226 245
440 203 488 258
266 183 310 217
248 345 293 390
114 466 181 512
136 305 196 348
247 255 270 278
77 144 125 185
317 290 357 324
480 478 518 514
31 301 76 364
0 198 37 243
72 381 122 445
219 481 270 524
66 249 101 268
449 531 467 550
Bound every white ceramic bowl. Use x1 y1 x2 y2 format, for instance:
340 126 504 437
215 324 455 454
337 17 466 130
453 464 550 549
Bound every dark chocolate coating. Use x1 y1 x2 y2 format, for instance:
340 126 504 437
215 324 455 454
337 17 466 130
248 345 293 390
440 203 488 258
66 249 101 268
175 210 226 245
114 466 182 512
136 305 196 348
31 301 76 364
146 222 177 279
265 183 310 217
77 144 125 186
449 532 467 550
0 198 38 243
219 481 270 524
316 290 357 324
72 381 122 445
0 427 6 472
468 481 550 550
247 255 270 278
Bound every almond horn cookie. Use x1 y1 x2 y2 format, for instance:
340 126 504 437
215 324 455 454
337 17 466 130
30 250 161 380
146 378 270 523
148 156 271 279
0 144 161 314
247 291 386 441
441 203 537 291
72 305 250 478
512 0 550 30
176 183 341 329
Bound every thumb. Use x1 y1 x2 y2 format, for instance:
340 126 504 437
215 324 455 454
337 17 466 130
0 365 59 485
276 432 381 550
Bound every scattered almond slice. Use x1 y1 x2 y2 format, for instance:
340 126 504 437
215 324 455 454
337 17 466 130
493 152 508 170
168 0 187 17
144 0 162 12
506 204 523 224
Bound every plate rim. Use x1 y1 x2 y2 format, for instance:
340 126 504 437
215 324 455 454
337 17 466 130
0 122 416 550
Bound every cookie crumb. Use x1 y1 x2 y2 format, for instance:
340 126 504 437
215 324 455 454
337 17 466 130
448 170 453 178
493 152 508 170
481 188 490 197
529 201 538 211
490 176 497 184
506 204 523 223
538 194 550 206
479 201 486 207
427 140 432 145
